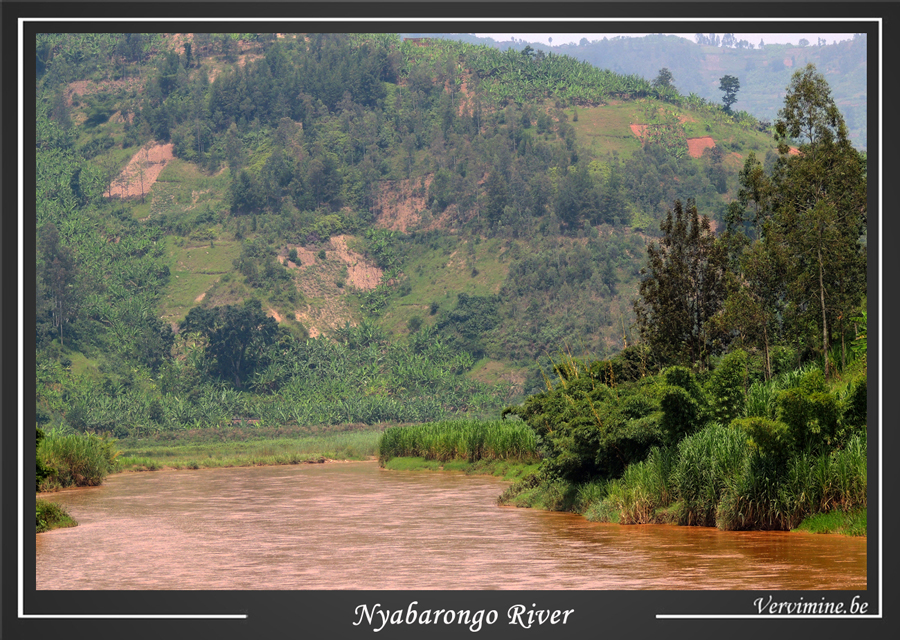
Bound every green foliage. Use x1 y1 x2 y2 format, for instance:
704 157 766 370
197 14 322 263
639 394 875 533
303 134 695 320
37 428 120 489
794 508 867 537
768 65 867 376
633 199 728 370
36 499 77 533
436 292 500 359
841 374 867 431
378 420 540 464
718 75 740 111
732 416 790 458
180 299 279 389
503 353 665 483
705 349 749 423
36 428 55 490
660 384 703 445
850 310 867 359
774 370 841 453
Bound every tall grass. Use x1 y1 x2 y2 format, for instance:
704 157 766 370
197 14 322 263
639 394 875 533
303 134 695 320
377 420 540 464
118 430 381 470
604 446 677 524
716 434 867 530
743 363 823 419
586 427 867 531
672 423 747 526
38 428 120 490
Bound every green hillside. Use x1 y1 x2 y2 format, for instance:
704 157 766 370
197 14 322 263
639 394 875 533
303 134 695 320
421 32 868 150
34 32 865 436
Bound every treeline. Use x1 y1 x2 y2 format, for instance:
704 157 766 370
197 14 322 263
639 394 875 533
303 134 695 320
36 314 513 438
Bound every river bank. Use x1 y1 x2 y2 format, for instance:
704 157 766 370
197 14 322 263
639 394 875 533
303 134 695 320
115 424 382 471
381 455 540 481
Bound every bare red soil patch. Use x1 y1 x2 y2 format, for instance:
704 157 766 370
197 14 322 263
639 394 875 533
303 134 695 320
279 235 383 290
629 123 649 140
372 175 433 232
686 136 716 158
329 235 383 290
107 142 174 199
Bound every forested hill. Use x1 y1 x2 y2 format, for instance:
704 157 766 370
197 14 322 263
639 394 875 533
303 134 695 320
34 32 862 435
414 32 868 150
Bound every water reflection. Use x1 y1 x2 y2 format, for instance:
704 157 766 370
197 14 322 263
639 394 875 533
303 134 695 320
36 462 866 590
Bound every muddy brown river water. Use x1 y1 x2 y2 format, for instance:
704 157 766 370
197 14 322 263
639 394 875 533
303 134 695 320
35 461 867 590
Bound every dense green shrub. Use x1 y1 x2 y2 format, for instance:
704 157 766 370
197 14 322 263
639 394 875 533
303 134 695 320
659 366 708 444
706 349 750 423
774 369 841 453
36 499 77 533
841 374 867 431
37 429 120 490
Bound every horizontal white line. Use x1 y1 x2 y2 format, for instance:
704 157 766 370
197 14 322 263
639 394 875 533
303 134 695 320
18 17 880 22
21 614 247 619
657 614 881 619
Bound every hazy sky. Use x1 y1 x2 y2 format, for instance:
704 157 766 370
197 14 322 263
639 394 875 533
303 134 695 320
474 33 858 46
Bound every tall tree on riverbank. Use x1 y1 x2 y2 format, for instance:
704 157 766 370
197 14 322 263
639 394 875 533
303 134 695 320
770 64 867 375
633 199 728 370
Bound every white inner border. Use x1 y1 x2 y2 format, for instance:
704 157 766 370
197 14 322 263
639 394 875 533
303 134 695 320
18 15 882 621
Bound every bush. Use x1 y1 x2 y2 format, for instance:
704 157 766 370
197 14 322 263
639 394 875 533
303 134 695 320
659 367 707 444
706 349 749 423
36 498 77 533
37 429 120 489
841 374 867 431
775 374 841 453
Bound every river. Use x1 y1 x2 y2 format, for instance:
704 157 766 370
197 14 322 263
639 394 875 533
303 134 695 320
36 461 867 590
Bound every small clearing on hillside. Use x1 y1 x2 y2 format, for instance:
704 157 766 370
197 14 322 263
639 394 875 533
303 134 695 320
277 234 383 336
330 235 383 290
279 235 382 290
373 176 433 232
108 142 174 199
686 136 716 158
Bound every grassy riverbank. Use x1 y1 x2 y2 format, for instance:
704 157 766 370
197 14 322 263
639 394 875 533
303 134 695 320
383 456 540 481
117 424 383 471
377 420 542 483
499 427 867 535
793 508 867 537
36 499 77 533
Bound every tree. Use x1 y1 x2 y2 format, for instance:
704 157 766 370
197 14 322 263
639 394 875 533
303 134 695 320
180 300 279 389
633 199 728 370
37 222 78 348
769 64 867 375
719 75 740 112
653 67 675 91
